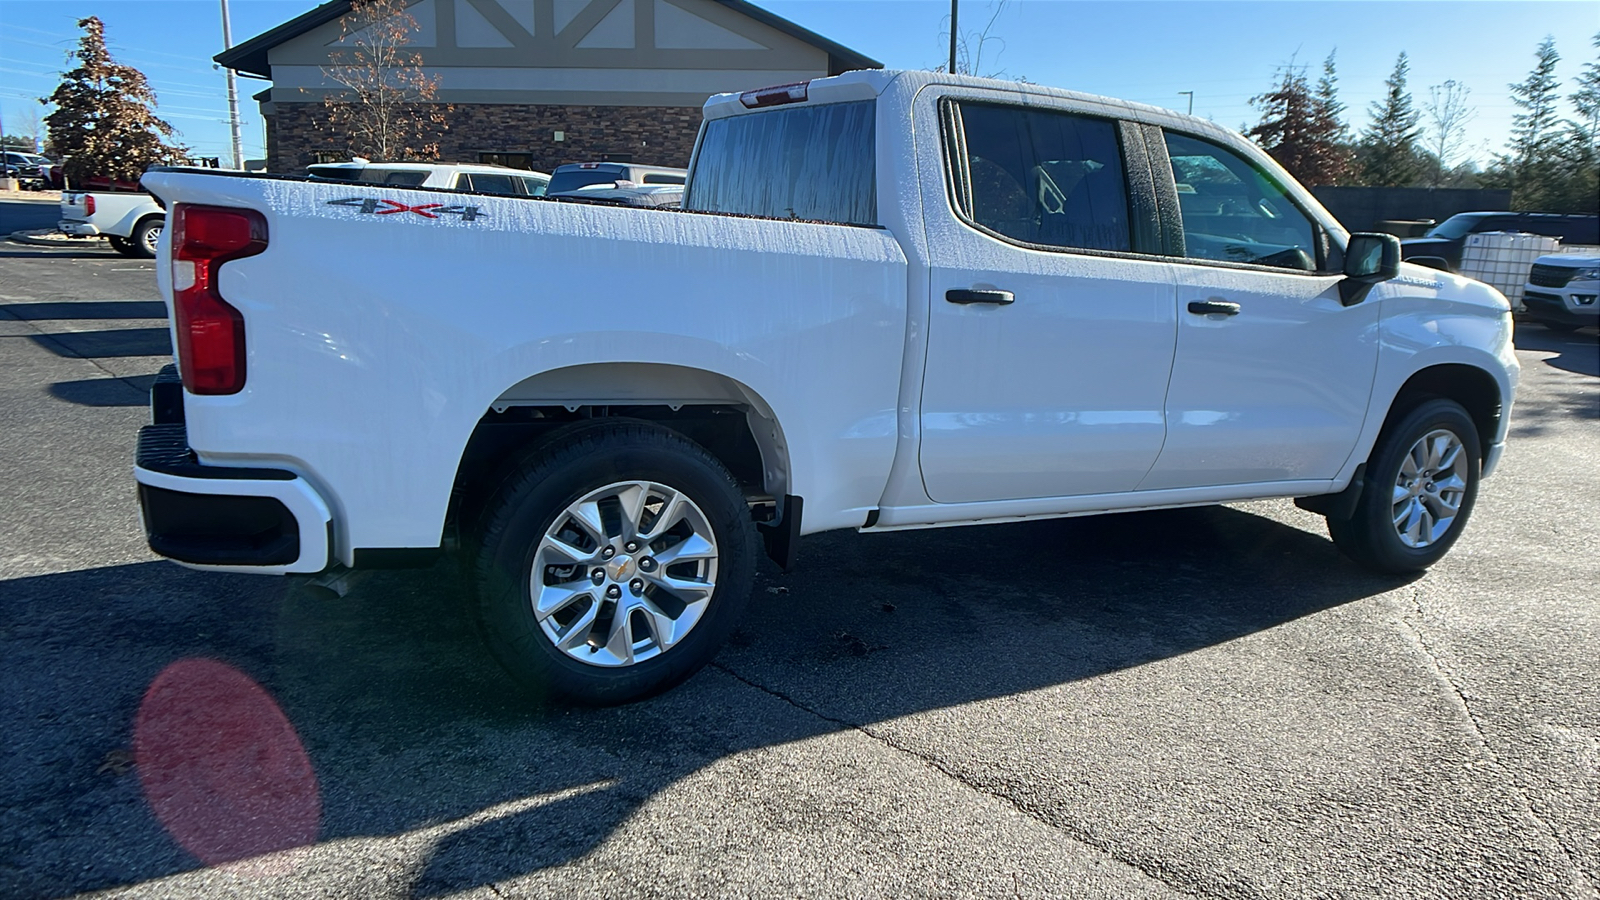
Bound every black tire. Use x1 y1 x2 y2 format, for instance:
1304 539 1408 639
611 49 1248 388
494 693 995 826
1541 321 1581 334
470 420 757 705
129 217 163 258
1327 399 1481 574
108 235 138 256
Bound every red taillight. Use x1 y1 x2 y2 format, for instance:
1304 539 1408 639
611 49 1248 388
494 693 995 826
84 194 95 215
739 81 808 108
171 204 267 395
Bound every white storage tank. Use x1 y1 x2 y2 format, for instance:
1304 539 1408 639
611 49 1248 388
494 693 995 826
1460 232 1562 309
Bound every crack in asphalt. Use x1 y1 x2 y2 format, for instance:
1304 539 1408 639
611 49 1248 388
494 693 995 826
1399 587 1598 898
709 661 1216 900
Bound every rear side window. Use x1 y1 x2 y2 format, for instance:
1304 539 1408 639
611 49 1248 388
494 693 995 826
462 172 518 195
642 173 685 185
951 102 1131 252
684 100 876 226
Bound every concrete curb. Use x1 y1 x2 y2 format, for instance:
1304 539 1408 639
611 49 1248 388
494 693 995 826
7 230 100 248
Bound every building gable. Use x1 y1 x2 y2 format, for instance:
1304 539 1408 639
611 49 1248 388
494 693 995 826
234 0 876 107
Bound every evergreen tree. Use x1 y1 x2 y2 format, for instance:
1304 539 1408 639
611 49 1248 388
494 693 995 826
1313 51 1355 183
1501 37 1565 210
1571 31 1600 153
41 17 186 184
1357 52 1423 186
1247 53 1351 186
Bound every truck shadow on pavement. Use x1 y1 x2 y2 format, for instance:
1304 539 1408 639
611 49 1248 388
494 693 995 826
1 301 168 320
1513 323 1599 378
4 506 1412 898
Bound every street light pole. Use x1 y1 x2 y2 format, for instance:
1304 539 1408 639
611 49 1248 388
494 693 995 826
948 0 959 75
1178 91 1194 116
220 0 244 170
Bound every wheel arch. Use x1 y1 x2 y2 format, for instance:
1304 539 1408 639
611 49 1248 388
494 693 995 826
448 362 793 543
1382 363 1502 454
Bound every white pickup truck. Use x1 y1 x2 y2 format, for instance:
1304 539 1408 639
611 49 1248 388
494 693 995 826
133 70 1519 704
59 189 167 258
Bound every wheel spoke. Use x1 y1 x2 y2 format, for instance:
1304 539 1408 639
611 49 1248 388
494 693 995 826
638 492 686 543
654 532 716 567
1400 448 1423 479
535 582 593 619
540 533 599 565
601 602 636 665
638 598 681 651
614 483 648 541
570 499 609 544
1434 439 1462 474
552 601 602 652
645 570 714 603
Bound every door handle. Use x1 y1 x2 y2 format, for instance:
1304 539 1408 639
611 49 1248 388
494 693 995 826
1187 299 1241 316
947 289 1015 305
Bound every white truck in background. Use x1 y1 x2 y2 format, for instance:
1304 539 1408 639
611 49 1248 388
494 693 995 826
132 70 1519 704
59 189 165 258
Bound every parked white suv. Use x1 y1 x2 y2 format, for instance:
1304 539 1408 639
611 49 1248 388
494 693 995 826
306 160 550 196
1522 254 1600 331
135 70 1518 704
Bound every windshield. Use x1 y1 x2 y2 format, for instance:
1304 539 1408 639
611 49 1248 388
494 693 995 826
547 166 628 194
1425 214 1486 240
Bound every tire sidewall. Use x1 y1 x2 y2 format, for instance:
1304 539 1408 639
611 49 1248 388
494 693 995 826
1355 399 1482 572
475 424 755 704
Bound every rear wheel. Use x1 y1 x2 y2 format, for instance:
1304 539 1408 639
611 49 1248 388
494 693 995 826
1327 399 1481 573
108 235 138 256
470 421 757 705
129 217 163 258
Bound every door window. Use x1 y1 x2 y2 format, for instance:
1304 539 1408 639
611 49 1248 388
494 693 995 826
1163 132 1318 271
462 172 518 195
950 102 1131 253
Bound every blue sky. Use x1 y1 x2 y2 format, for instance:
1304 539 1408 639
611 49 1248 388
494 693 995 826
2 0 1596 167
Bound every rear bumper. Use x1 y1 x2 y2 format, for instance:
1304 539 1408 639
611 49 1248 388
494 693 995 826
134 368 332 574
58 219 100 236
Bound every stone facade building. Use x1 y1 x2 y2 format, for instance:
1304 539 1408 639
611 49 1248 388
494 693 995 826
218 0 879 174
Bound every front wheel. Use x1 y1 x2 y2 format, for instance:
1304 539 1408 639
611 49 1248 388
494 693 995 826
1327 399 1481 573
471 421 757 705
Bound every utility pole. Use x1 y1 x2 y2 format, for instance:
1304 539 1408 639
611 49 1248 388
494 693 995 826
220 0 244 170
948 0 959 75
1178 91 1194 116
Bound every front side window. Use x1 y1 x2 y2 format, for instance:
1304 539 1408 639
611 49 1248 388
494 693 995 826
684 100 876 226
950 102 1132 253
1164 132 1317 270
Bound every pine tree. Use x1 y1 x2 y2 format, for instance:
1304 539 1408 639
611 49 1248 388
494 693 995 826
1312 51 1355 183
1247 53 1351 186
1571 31 1600 153
1502 37 1565 209
1357 52 1423 187
41 17 186 184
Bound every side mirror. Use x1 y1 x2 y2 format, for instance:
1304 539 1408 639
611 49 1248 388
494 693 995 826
1340 233 1401 306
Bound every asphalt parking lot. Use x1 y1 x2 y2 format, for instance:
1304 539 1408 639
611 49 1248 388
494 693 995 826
2 196 1597 899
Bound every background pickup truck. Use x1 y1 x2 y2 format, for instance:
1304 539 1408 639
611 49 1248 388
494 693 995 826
134 69 1519 704
59 189 165 258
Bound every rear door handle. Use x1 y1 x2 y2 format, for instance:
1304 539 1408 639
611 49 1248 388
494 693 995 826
1187 299 1241 316
947 289 1015 305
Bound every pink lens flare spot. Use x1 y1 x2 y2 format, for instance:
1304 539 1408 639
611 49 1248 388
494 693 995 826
134 658 321 866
